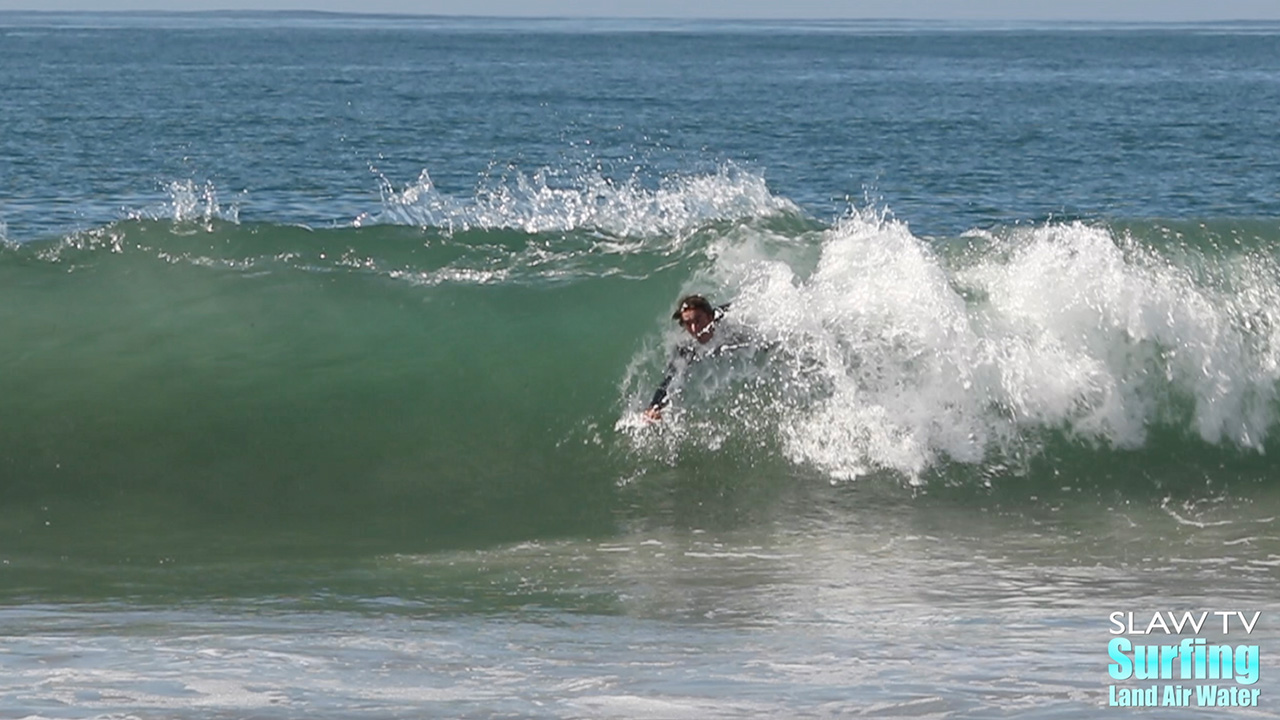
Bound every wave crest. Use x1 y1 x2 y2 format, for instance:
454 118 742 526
125 180 241 230
365 163 799 237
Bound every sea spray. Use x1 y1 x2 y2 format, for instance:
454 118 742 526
620 210 1280 482
367 163 800 237
124 179 241 230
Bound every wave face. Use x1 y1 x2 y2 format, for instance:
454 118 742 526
3 170 1280 555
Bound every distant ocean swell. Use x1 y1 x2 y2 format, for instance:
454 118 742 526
2 168 1280 552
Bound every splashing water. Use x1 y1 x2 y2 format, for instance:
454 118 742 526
125 180 240 230
622 210 1280 483
366 164 800 238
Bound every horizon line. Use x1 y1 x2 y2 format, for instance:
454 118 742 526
3 9 1280 23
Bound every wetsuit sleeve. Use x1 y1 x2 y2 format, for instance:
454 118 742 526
648 360 679 410
648 346 695 410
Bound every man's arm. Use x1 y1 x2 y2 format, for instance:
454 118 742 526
644 347 694 420
647 362 678 414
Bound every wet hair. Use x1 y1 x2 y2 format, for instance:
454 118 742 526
671 294 715 320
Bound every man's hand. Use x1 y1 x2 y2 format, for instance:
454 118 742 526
642 406 663 422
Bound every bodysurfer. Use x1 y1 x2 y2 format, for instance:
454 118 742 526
643 294 745 421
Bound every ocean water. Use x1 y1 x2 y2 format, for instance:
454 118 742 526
2 12 1280 719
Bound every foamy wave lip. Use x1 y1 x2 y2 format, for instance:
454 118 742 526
625 210 1280 483
387 266 513 287
362 164 799 237
128 179 241 230
961 221 1280 450
763 207 985 481
27 181 244 263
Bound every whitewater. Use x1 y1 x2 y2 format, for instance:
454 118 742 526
2 12 1279 719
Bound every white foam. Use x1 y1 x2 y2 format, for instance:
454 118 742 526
961 222 1280 450
623 210 1280 482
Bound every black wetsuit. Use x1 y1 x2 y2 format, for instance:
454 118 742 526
648 304 751 412
648 344 699 412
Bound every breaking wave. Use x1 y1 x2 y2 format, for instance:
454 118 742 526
620 211 1280 482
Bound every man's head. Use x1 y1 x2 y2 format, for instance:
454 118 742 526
672 294 716 343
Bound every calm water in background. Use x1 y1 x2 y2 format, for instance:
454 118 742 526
1 12 1279 718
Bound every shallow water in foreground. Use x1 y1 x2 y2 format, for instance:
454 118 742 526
4 481 1279 718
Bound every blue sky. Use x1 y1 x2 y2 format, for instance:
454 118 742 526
2 0 1280 20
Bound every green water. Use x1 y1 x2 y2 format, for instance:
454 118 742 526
4 13 1280 718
